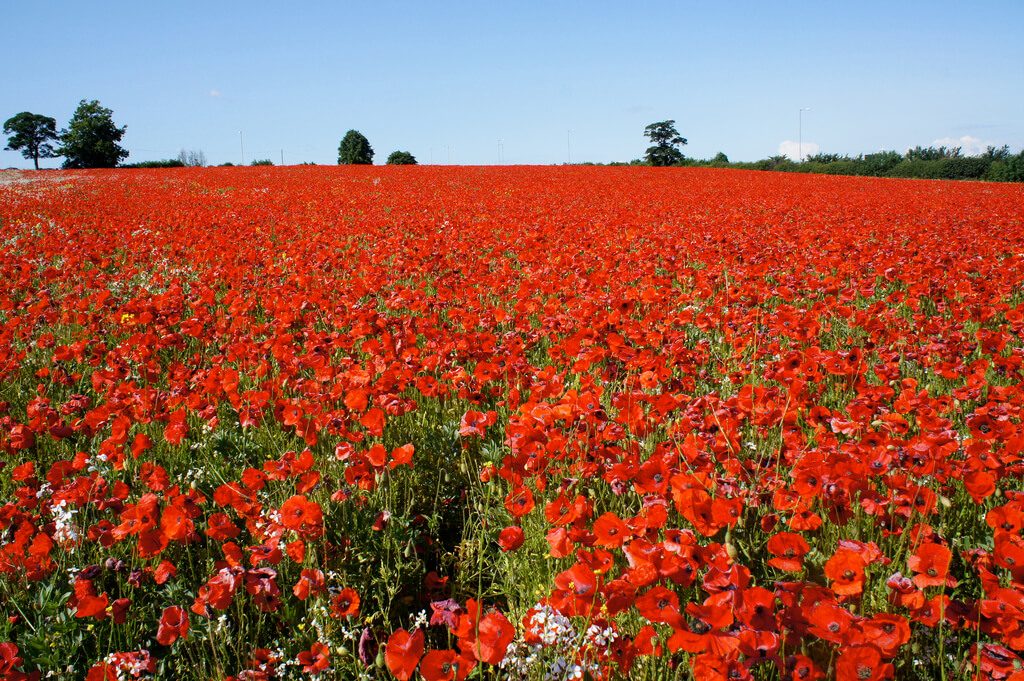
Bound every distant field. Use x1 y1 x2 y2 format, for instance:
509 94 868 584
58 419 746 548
1 166 1024 680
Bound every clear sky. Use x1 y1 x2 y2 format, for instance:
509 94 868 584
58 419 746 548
2 1 1022 167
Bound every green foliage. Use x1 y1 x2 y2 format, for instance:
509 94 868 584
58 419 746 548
987 151 1024 182
983 145 1011 162
338 129 374 165
121 159 185 168
694 145 1024 182
386 150 417 165
250 159 273 166
858 151 904 176
805 152 848 164
906 145 962 161
643 120 687 166
59 100 129 168
3 112 59 169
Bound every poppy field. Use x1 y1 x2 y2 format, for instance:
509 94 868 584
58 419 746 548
2 165 1024 680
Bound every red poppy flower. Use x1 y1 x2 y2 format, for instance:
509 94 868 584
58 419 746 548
635 586 682 626
835 645 890 681
156 606 189 646
420 649 471 681
860 613 910 657
385 628 424 681
767 532 810 572
504 486 535 518
497 526 525 552
473 611 515 665
592 511 630 548
330 587 361 618
907 542 953 588
278 494 323 538
390 443 415 468
297 642 330 674
292 569 325 601
459 410 495 437
824 547 867 596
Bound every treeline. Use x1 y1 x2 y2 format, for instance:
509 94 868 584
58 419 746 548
682 145 1024 182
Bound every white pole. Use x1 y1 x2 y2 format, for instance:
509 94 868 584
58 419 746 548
798 108 811 162
240 131 244 165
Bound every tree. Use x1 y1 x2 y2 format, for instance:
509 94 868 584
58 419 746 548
643 120 687 166
3 112 59 169
338 130 373 165
60 100 129 168
386 150 417 165
176 149 206 167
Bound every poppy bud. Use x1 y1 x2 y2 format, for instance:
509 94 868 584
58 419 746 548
724 529 738 560
358 627 379 666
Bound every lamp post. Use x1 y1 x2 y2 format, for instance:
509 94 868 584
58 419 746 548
798 108 811 162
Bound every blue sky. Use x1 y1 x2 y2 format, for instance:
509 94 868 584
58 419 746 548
2 1 1022 167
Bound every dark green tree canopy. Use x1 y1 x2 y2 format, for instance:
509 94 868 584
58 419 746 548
60 100 129 168
3 112 59 169
386 150 417 165
338 130 374 165
643 120 687 166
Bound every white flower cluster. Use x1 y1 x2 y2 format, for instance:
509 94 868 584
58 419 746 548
584 624 618 648
412 609 429 629
547 658 586 680
499 639 539 677
498 604 605 681
101 651 151 680
529 604 574 646
50 499 80 546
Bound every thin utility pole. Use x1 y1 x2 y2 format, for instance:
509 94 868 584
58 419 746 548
798 108 811 162
567 130 572 164
280 149 284 166
239 131 245 165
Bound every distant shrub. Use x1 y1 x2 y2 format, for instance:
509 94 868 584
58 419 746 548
250 159 273 166
386 150 417 165
121 159 185 168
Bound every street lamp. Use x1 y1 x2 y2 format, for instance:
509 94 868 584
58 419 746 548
798 108 812 162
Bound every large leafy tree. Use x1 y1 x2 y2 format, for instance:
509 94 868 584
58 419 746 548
338 130 374 165
643 120 687 166
60 100 129 168
386 150 417 165
3 112 59 169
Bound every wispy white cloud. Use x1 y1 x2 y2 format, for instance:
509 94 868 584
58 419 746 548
929 135 992 156
209 89 222 98
777 140 819 160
